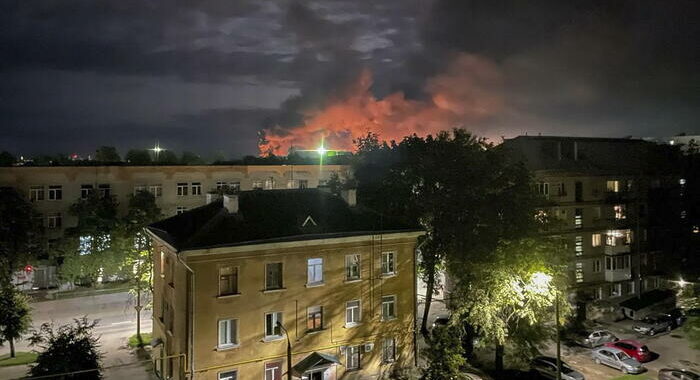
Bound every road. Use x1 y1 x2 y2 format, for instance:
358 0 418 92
0 291 155 380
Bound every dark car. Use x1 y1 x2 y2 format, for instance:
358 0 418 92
664 308 686 328
633 314 674 335
530 356 585 380
658 368 700 380
604 339 651 362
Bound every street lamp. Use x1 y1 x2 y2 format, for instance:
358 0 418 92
276 321 293 380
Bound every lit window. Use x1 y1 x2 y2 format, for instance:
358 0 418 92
346 345 361 370
606 180 620 192
382 338 396 363
307 306 323 332
47 213 62 229
574 208 583 229
575 236 583 256
382 295 396 320
177 183 188 196
134 185 146 194
48 185 62 200
149 184 162 197
29 186 45 201
80 184 93 199
264 177 275 190
252 180 264 190
575 262 583 283
264 362 281 380
218 319 239 348
229 182 241 192
592 234 602 247
307 258 323 285
219 266 238 296
680 178 687 185
346 254 361 281
265 263 283 290
381 252 396 276
264 312 283 339
219 370 238 380
286 180 297 189
191 182 202 196
346 300 361 326
614 205 626 220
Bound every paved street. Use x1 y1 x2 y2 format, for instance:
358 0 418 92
0 291 155 380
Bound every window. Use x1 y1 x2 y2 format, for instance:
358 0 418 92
346 345 360 370
219 266 238 296
614 205 626 220
606 180 620 192
382 295 396 320
48 185 62 200
575 236 583 256
218 319 239 348
229 182 241 192
609 283 622 297
149 184 163 197
593 259 601 273
134 185 146 194
382 338 396 363
252 180 264 190
346 300 361 326
627 281 635 295
574 208 583 228
299 180 308 189
47 213 62 229
98 184 111 197
265 312 283 339
307 258 323 285
595 287 603 300
592 233 602 247
536 182 549 198
286 180 297 189
306 369 324 380
176 206 187 215
30 186 45 201
216 181 227 190
265 362 281 380
554 182 566 197
191 182 202 195
219 370 238 380
80 185 93 199
264 177 275 190
346 254 361 281
381 252 396 275
605 255 630 270
575 262 583 283
177 183 188 196
265 263 283 290
307 306 323 331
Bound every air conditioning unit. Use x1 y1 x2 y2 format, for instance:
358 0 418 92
364 343 374 352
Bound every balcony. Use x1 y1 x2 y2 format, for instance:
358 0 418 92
605 267 632 282
605 244 631 255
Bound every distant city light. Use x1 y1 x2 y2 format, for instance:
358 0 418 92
316 146 328 156
150 143 164 154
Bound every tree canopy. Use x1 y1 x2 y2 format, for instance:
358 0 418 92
0 187 42 286
94 146 121 163
0 285 32 358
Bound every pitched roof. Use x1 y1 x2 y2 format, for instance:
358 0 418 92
147 189 419 251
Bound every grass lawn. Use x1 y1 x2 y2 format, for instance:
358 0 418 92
609 375 653 380
128 332 152 348
0 352 37 367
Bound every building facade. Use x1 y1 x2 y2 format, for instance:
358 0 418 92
147 190 422 380
503 136 677 319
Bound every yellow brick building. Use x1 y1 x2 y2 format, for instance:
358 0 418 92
147 189 422 380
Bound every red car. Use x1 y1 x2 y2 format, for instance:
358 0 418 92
604 339 651 362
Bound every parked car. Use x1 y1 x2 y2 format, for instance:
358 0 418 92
658 368 700 380
603 339 651 362
633 314 674 335
664 308 687 328
430 315 449 331
530 356 585 380
591 347 645 374
577 329 619 348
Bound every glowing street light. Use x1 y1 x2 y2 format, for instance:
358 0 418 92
316 146 328 156
678 278 688 287
150 142 164 160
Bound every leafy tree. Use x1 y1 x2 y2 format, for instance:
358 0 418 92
28 317 103 380
94 146 121 163
125 149 152 165
0 151 16 166
180 151 204 165
0 285 32 358
0 187 42 287
452 238 571 371
154 150 178 164
684 316 700 350
421 324 468 380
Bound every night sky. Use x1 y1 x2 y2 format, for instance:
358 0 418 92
1 0 698 157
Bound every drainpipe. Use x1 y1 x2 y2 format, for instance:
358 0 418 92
178 255 196 380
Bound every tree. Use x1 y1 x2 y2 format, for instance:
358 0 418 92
28 317 103 380
0 151 16 166
0 187 42 287
0 285 32 358
421 323 468 380
451 238 571 371
154 150 178 164
94 146 121 163
125 149 152 165
180 151 204 165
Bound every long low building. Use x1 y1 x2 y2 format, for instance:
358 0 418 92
147 189 422 380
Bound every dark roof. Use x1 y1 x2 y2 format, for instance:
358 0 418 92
619 289 675 311
147 189 420 251
292 352 341 376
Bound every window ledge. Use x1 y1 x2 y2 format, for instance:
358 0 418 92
262 288 287 294
217 293 241 299
306 329 325 335
262 336 284 343
381 273 397 278
216 344 240 351
344 323 361 329
382 317 397 322
305 282 325 288
344 279 361 284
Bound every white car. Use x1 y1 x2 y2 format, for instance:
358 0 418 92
591 346 645 374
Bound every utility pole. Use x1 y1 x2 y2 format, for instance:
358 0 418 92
277 321 292 380
555 295 561 380
135 258 143 346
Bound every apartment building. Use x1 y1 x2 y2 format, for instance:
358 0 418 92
0 164 348 289
503 136 678 319
146 189 422 380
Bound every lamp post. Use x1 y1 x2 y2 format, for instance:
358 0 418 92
555 294 561 380
276 321 293 380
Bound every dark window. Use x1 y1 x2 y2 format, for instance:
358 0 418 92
265 263 283 290
575 181 583 202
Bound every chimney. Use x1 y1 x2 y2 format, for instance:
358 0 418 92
341 188 357 207
223 194 239 213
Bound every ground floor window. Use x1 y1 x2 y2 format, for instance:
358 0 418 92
346 345 360 370
219 370 237 380
303 369 325 380
265 361 281 380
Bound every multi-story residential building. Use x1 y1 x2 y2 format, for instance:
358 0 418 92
146 189 422 380
503 136 679 320
0 164 349 288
